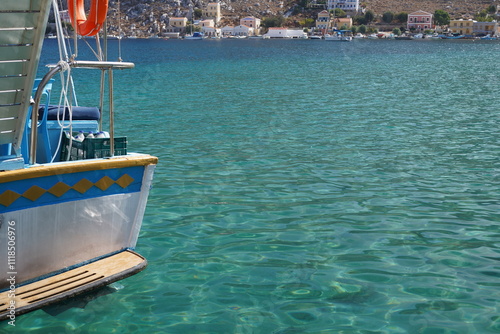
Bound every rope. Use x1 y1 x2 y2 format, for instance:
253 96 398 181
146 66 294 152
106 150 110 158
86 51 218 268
51 64 74 162
51 1 77 162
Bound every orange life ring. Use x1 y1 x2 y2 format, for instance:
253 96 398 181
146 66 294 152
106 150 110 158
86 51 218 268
67 0 109 37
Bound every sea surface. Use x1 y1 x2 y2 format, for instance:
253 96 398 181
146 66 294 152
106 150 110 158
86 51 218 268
2 38 500 333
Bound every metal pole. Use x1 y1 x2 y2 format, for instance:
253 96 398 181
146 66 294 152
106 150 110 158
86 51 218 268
99 69 105 131
108 68 114 156
29 64 63 165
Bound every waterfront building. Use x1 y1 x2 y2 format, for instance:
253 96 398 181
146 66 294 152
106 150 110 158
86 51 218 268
240 17 261 35
166 17 188 33
407 11 433 31
221 25 234 36
264 27 289 38
233 25 254 36
473 20 500 36
327 0 359 12
203 2 221 24
202 25 220 37
263 28 307 38
449 19 475 35
316 10 331 34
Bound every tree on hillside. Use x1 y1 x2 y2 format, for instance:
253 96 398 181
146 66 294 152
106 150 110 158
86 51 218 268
261 16 286 28
334 8 346 18
353 15 367 25
194 9 202 20
382 12 394 23
395 12 408 23
299 18 315 28
434 10 450 26
364 10 375 24
392 28 401 36
487 4 497 14
475 9 494 22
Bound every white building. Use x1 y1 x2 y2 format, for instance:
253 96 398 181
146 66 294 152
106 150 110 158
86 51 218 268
202 26 220 37
221 25 234 36
327 0 359 12
199 19 215 28
263 28 307 38
233 25 254 36
264 28 289 38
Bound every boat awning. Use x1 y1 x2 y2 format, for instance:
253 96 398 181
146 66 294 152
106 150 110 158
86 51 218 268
0 0 52 159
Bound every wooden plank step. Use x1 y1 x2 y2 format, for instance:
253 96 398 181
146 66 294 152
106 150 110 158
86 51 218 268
0 250 147 320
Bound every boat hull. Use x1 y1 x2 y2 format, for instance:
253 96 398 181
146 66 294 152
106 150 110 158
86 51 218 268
0 155 157 290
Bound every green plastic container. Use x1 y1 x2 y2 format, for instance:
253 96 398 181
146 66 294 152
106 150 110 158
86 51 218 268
61 132 127 160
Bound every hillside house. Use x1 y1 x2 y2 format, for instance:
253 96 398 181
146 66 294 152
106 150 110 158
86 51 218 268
203 2 221 24
335 17 353 29
327 0 359 12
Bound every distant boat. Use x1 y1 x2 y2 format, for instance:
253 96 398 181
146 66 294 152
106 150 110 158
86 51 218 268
324 30 352 42
481 34 497 40
185 32 204 40
395 35 414 40
309 35 322 40
440 34 465 39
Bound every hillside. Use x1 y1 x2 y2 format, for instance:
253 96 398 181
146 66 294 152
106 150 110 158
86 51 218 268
364 0 493 17
103 0 496 37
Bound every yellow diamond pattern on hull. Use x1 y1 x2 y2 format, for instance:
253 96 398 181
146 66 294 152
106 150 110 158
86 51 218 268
116 174 134 188
0 174 135 207
73 179 94 194
48 182 72 197
22 185 46 201
0 190 22 207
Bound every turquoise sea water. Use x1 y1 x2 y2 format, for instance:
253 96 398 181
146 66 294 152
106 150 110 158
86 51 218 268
2 38 500 333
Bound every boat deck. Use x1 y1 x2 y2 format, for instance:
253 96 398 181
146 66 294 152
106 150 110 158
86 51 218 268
0 250 147 320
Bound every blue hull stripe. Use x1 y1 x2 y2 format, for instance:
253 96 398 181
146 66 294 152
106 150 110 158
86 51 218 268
0 166 144 213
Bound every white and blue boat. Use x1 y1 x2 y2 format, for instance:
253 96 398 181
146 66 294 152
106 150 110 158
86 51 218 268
0 0 157 320
324 30 352 42
184 31 204 40
480 34 497 40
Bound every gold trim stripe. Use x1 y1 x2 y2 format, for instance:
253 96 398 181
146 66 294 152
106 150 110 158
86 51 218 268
0 155 158 184
0 174 136 207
